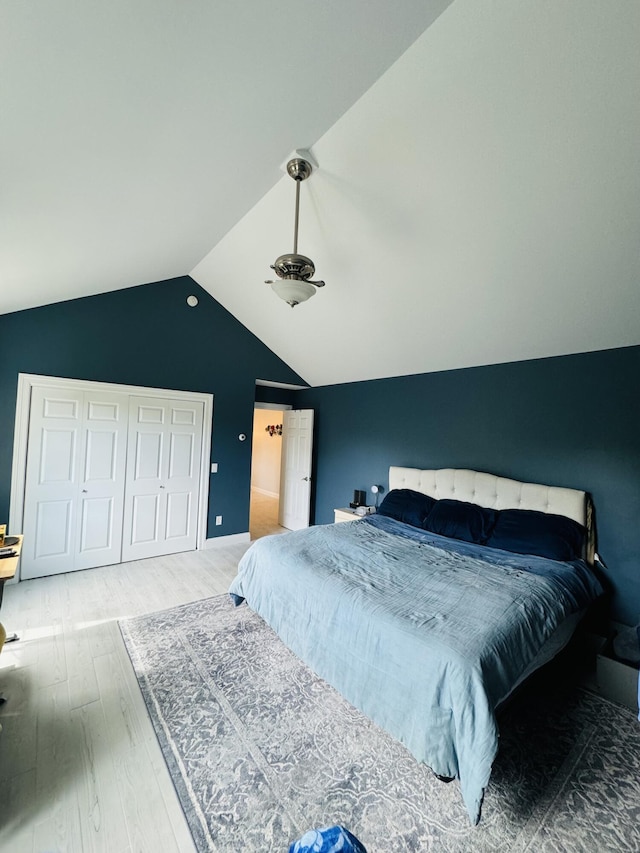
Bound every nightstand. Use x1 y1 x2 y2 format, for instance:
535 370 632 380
334 507 374 523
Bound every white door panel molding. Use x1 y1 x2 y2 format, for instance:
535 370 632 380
279 409 314 531
10 374 212 581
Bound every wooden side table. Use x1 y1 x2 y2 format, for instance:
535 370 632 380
0 534 23 603
0 535 23 644
334 507 360 523
334 508 375 523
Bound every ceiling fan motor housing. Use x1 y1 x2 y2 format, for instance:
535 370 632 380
271 253 316 281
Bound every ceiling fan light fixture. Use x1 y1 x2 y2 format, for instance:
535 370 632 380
270 279 317 308
266 154 325 308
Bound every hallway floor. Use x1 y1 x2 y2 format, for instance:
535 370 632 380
249 490 288 540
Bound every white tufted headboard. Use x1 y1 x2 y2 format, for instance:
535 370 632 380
388 467 594 561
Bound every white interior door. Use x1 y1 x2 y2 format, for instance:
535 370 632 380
122 396 203 561
278 409 314 530
21 387 129 579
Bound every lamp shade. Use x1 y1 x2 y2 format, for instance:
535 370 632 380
271 279 317 308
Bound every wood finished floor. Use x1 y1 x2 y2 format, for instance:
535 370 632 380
0 501 292 853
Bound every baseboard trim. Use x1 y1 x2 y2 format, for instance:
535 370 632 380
251 487 280 499
203 533 251 549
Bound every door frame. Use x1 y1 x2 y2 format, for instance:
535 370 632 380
10 373 213 579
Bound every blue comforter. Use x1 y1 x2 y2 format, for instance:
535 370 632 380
229 515 602 824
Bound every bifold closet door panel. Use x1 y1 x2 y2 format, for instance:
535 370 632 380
74 391 129 570
121 396 203 562
22 387 83 579
21 387 129 579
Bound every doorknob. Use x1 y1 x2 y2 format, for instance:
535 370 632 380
159 485 165 489
82 489 87 493
301 476 311 482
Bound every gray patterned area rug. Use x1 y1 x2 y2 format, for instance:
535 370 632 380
119 595 640 852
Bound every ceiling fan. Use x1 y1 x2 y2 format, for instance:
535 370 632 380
265 156 325 308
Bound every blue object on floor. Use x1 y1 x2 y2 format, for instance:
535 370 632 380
289 825 367 853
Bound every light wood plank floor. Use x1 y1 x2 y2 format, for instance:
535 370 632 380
0 543 250 853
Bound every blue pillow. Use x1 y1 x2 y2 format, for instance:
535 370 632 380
423 499 497 544
377 489 436 528
486 508 585 561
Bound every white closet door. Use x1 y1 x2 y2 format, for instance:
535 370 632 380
21 387 129 579
75 391 129 570
22 387 83 578
122 396 203 561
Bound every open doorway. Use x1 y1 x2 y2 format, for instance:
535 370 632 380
249 407 288 540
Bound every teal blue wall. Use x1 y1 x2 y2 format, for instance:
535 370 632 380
295 346 640 624
3 279 637 623
0 276 306 538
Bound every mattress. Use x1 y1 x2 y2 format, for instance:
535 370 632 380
229 514 602 822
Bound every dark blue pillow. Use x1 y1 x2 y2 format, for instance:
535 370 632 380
423 499 497 544
486 508 585 561
377 489 436 528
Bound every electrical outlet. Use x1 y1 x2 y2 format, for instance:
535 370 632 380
215 515 223 526
211 463 218 473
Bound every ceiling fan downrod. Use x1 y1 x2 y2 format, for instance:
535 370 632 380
266 157 325 307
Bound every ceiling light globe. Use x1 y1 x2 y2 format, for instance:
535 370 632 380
271 279 317 308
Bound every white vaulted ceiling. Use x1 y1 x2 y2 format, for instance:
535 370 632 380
1 0 452 314
3 1 640 387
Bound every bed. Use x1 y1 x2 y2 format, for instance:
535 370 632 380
229 467 603 824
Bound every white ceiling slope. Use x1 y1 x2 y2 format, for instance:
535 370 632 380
193 0 640 387
1 0 452 315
